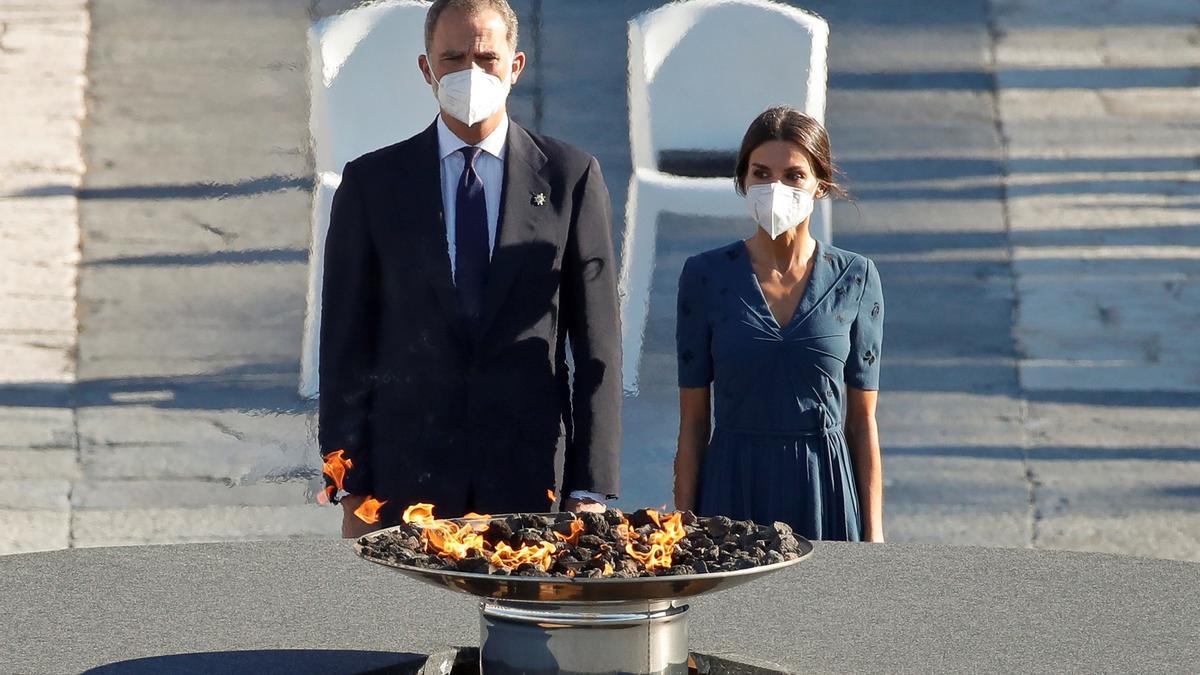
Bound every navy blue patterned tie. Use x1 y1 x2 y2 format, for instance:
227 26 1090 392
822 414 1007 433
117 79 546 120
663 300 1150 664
455 146 489 333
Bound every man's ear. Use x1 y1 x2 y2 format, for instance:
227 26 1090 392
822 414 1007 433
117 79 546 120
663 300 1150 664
509 51 526 85
418 54 434 85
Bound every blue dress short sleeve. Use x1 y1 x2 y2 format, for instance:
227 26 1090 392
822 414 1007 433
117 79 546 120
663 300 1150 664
846 258 884 390
676 256 713 388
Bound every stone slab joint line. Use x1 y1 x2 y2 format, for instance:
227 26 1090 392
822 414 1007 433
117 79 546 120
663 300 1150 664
0 0 90 552
984 0 1040 550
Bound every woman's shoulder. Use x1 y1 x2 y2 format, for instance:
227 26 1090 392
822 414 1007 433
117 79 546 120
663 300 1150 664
820 241 877 277
681 240 746 277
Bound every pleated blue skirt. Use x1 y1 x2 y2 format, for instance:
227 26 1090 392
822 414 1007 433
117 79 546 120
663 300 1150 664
696 427 862 541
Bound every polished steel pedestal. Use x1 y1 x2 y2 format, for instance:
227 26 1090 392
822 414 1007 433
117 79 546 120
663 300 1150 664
480 599 689 674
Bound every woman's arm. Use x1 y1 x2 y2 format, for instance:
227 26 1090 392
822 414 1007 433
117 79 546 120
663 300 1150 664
674 387 712 512
845 386 884 542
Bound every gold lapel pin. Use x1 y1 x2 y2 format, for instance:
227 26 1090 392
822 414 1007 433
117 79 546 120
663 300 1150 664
532 192 547 207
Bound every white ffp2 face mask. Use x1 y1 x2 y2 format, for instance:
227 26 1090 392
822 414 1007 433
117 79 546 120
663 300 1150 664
745 182 816 239
429 64 512 127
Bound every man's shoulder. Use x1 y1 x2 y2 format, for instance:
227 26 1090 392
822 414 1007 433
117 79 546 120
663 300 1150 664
518 125 597 173
343 126 435 178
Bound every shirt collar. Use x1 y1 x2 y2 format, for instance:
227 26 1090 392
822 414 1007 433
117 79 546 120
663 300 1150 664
436 114 509 162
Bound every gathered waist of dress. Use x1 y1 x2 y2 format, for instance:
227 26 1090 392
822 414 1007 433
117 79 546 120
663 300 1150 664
713 423 843 438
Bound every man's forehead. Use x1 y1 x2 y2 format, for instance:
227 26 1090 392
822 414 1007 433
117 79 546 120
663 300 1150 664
432 8 510 44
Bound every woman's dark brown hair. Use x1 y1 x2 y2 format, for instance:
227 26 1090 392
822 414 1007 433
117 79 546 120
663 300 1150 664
734 106 846 199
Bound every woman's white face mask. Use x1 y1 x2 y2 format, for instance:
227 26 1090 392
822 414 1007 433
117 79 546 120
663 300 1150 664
744 182 816 239
428 64 512 127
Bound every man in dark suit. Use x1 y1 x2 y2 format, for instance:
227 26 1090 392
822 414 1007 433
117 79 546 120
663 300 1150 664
319 0 621 537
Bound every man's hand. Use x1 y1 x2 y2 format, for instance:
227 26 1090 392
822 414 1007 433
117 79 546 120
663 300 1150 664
563 497 606 513
340 494 379 539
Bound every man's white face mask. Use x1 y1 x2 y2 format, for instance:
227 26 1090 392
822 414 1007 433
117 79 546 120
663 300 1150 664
428 63 512 127
744 182 816 239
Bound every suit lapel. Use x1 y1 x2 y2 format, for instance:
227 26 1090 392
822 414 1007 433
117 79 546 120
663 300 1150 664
477 122 553 342
401 121 470 348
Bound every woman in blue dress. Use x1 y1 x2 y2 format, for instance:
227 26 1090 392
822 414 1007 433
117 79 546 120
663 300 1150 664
673 107 884 542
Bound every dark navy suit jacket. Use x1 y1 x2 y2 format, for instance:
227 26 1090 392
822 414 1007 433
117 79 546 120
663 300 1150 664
318 119 621 523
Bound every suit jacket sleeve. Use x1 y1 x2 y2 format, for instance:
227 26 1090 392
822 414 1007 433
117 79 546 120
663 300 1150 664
561 156 622 497
318 163 377 496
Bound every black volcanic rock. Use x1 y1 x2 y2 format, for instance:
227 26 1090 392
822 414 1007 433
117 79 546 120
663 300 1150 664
358 512 805 579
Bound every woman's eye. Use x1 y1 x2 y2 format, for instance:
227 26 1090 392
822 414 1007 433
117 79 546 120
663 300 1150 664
754 170 770 179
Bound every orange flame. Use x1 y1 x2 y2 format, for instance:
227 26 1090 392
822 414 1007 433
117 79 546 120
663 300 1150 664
396 503 693 576
553 518 585 545
354 497 387 524
490 540 557 571
547 489 556 503
320 450 354 505
624 509 686 572
401 503 560 572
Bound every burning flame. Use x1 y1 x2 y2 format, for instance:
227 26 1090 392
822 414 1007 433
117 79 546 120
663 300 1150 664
355 497 387 524
401 503 559 573
553 518 585 545
490 541 557 571
397 503 692 576
319 449 353 504
546 489 556 503
403 503 435 524
624 509 687 572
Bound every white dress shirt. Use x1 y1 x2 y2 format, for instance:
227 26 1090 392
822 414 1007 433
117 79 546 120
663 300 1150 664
437 115 507 277
434 115 607 507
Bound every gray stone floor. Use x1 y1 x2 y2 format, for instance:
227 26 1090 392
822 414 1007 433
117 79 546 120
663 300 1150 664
1 0 1197 560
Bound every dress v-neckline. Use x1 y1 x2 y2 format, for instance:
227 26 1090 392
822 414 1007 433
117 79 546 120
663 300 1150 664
741 238 821 331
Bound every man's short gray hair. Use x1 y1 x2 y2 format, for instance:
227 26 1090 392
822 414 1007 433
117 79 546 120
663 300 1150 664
424 0 519 53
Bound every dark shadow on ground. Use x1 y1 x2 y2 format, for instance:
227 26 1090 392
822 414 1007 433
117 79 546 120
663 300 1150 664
15 175 314 200
830 66 1200 91
81 649 439 675
0 363 310 413
87 248 308 267
888 445 1200 462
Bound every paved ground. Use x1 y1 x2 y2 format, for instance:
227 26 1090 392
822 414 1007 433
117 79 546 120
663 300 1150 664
0 0 87 553
1 0 1197 560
